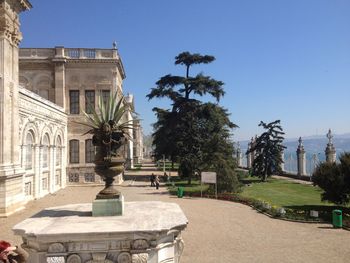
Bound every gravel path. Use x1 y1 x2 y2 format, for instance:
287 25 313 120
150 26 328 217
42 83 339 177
1 179 350 262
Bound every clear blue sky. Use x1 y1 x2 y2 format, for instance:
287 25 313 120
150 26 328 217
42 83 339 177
20 0 350 141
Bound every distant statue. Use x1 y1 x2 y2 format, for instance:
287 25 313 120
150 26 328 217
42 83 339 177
326 129 333 145
298 137 303 146
297 137 304 151
112 41 117 49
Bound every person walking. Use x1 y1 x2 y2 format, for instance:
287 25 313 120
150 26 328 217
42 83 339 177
0 241 28 263
155 175 160 190
150 173 155 187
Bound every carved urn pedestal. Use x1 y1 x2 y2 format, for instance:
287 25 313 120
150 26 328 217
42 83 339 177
13 202 188 263
93 158 125 216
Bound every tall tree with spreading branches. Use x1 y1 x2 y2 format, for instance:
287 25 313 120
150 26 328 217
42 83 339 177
147 52 237 185
248 120 286 182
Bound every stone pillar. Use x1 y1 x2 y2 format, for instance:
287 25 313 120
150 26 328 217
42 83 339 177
50 145 55 193
236 142 242 167
124 94 134 169
0 0 31 216
297 137 306 176
279 150 285 172
53 47 66 109
250 137 255 165
61 146 66 187
325 129 336 163
0 0 31 175
33 144 40 198
246 141 251 169
20 144 25 168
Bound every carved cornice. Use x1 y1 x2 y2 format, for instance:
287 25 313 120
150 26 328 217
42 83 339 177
4 0 32 13
0 0 30 46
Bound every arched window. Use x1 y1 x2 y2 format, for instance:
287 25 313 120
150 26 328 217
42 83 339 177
25 132 34 170
56 136 62 166
69 140 79 163
42 134 49 168
85 139 94 163
19 76 29 89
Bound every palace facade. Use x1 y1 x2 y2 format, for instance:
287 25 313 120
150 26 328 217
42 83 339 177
0 0 143 216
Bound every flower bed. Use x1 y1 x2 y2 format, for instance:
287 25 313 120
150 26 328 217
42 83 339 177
171 190 350 228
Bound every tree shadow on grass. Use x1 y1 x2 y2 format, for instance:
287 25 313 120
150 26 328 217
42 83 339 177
240 178 264 185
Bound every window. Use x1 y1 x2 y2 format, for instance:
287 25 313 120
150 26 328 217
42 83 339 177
25 132 33 170
69 173 79 183
101 90 110 106
56 136 61 166
85 139 94 163
42 135 49 168
69 90 80 114
85 90 95 114
69 140 79 163
84 173 95 183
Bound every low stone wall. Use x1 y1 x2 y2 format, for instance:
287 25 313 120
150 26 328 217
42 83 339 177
237 167 312 182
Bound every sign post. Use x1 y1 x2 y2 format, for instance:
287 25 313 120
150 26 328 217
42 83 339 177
201 172 217 199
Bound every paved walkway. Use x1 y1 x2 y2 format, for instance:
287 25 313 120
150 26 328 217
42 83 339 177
1 180 350 262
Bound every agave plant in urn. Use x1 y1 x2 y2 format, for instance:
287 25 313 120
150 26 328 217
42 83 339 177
80 92 135 216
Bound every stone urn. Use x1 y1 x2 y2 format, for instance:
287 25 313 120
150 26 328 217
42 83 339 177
94 157 125 200
92 156 125 216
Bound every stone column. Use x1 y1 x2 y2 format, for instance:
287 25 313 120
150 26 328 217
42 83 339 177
33 144 40 198
124 94 134 169
297 137 306 176
250 137 255 165
53 47 66 109
236 143 242 167
279 150 285 172
20 145 25 168
61 146 66 187
50 145 55 193
0 0 31 176
0 0 31 215
246 141 251 169
325 129 336 163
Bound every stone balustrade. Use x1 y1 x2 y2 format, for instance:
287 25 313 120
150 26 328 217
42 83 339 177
19 47 120 60
238 129 337 178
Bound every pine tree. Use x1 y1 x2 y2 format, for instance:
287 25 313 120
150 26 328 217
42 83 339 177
147 52 237 185
248 120 286 181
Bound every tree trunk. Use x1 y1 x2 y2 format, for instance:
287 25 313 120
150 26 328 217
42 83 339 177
188 176 192 185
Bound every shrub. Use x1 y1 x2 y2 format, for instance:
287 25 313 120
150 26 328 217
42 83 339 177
216 165 241 193
312 152 350 205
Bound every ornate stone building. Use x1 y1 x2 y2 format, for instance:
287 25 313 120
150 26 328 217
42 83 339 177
0 0 143 216
18 46 135 185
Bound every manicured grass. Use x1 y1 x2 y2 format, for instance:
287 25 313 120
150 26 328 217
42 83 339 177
239 177 329 207
166 175 350 225
167 179 209 195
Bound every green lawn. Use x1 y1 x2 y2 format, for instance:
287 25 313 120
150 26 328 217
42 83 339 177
167 179 209 195
239 177 330 207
